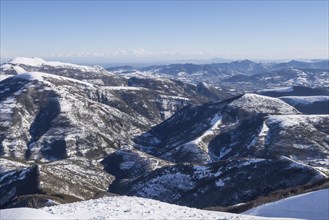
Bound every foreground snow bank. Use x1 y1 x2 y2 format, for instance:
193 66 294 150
244 188 329 220
0 208 64 219
43 196 269 220
2 195 299 220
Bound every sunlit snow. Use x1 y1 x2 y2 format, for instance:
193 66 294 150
244 189 329 220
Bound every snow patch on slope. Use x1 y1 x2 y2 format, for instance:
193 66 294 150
14 72 94 87
165 114 223 162
13 66 26 74
258 87 294 93
244 188 329 220
102 86 146 91
190 114 222 146
0 75 14 81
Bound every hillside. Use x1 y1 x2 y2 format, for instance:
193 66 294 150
0 58 328 214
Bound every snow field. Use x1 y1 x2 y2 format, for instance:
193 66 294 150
244 188 329 220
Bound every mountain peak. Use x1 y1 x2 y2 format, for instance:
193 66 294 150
231 59 255 64
8 57 46 67
228 93 300 115
6 57 106 73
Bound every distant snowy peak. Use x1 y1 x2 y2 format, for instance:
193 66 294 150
7 57 106 73
228 93 300 115
9 57 46 66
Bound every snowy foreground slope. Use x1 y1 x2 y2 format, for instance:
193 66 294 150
3 189 324 220
1 195 297 220
244 188 329 220
0 208 64 220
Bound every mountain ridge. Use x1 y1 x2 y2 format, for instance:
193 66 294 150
0 58 328 213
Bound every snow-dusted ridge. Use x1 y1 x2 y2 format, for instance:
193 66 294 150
228 93 300 115
9 57 46 67
14 71 95 87
258 87 294 93
6 57 105 73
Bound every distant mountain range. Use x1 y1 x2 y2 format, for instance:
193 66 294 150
107 59 329 91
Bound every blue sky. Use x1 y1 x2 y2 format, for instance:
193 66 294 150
1 0 328 63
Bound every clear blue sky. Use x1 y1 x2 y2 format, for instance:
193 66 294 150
1 0 328 63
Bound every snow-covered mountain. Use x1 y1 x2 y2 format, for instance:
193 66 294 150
6 57 105 72
1 57 230 98
0 58 328 217
0 58 230 208
2 57 108 75
221 68 329 91
0 57 120 86
107 59 329 92
1 58 230 119
110 93 328 208
133 94 328 165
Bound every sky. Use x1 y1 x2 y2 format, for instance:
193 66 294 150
1 0 328 64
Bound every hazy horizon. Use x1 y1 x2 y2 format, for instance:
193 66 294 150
1 1 328 63
2 56 329 68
